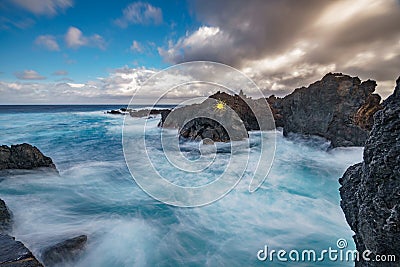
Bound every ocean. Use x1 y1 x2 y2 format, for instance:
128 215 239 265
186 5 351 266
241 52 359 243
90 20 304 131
0 105 363 266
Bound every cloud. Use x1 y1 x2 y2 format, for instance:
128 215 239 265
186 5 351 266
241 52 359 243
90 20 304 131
52 70 68 76
65 26 106 49
115 2 163 28
35 35 60 51
1 67 157 104
9 0 73 16
15 70 46 80
159 0 400 98
130 40 143 52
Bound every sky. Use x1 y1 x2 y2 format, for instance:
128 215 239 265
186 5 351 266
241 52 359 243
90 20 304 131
0 0 399 104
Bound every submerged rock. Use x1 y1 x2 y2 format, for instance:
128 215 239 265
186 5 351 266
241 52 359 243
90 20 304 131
278 73 381 147
41 235 87 266
0 234 43 267
339 76 400 266
0 144 57 171
0 199 12 234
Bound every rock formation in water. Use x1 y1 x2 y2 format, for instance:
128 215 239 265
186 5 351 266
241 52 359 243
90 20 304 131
41 235 87 266
0 144 57 171
159 73 382 147
276 73 382 147
179 117 231 142
339 76 400 266
160 98 248 142
0 234 44 267
209 90 259 130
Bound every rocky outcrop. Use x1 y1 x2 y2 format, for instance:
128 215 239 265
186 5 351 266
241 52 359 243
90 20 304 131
180 118 231 143
0 144 57 171
0 234 43 267
41 235 87 266
339 76 400 266
161 98 248 142
266 95 284 128
209 90 259 130
278 73 381 147
0 199 12 234
159 73 381 147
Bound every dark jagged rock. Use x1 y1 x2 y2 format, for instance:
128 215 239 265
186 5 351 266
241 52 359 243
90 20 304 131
159 73 382 147
161 98 248 142
0 144 57 171
266 95 284 128
0 234 43 267
41 235 87 266
339 76 400 266
209 91 259 130
0 199 12 234
279 73 381 147
180 118 230 142
354 94 383 131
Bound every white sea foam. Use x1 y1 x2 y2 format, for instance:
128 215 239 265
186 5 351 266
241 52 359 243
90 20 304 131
0 110 363 266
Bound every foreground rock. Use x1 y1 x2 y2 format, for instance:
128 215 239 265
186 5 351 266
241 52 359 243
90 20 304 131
339 76 400 266
0 199 12 234
276 73 382 147
0 144 57 171
41 235 87 266
0 234 43 267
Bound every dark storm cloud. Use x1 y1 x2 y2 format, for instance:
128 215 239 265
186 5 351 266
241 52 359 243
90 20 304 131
160 0 400 97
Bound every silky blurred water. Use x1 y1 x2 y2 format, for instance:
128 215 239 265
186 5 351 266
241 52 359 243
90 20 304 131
0 106 363 266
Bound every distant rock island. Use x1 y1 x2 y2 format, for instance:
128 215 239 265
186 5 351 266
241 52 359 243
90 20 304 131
339 76 400 266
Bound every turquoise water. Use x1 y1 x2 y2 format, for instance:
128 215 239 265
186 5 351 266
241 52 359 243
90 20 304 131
0 106 363 266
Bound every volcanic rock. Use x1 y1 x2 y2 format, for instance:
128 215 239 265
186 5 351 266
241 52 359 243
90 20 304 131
339 76 400 266
41 235 87 266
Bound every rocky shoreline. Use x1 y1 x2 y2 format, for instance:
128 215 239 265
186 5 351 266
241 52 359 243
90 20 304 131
116 73 382 147
0 144 87 267
2 73 398 267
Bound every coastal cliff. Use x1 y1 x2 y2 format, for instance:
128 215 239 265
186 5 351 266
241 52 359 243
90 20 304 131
272 73 382 147
158 73 381 147
339 76 400 266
